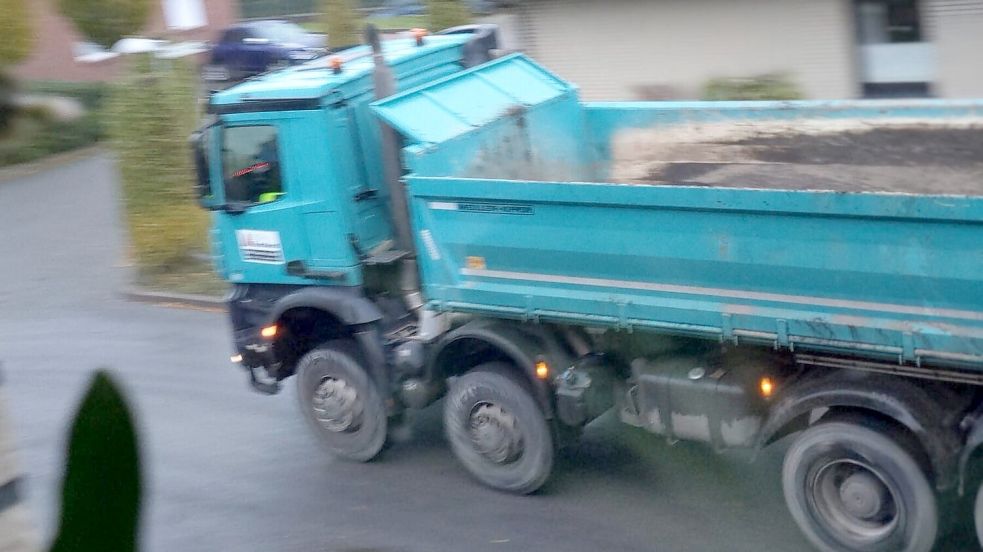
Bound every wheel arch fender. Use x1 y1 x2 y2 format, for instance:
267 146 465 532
428 319 570 418
756 371 961 490
268 286 383 328
267 287 389 396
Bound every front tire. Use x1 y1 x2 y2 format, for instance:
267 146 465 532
444 363 554 494
296 341 387 462
782 420 937 552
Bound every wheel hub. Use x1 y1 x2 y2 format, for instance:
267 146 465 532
312 376 362 433
469 402 523 465
812 459 900 543
839 471 887 519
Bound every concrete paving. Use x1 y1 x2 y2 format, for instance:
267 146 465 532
0 153 975 551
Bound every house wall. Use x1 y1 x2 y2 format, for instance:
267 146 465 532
513 0 860 100
923 0 983 97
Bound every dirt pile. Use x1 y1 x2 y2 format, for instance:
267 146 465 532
611 119 983 195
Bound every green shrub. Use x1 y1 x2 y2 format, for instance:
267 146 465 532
24 80 109 110
0 0 33 65
427 0 471 32
0 81 109 165
702 73 803 101
320 0 363 49
58 0 151 48
0 0 34 132
0 72 17 133
106 56 209 271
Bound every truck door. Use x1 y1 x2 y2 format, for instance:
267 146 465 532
328 105 390 254
215 112 356 286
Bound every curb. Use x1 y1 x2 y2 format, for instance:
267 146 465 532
121 287 226 310
0 145 106 184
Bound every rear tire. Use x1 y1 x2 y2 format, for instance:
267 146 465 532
296 341 387 462
782 420 937 552
444 363 554 494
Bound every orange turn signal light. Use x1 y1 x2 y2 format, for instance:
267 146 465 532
260 324 278 339
535 360 549 380
329 56 343 74
759 377 775 398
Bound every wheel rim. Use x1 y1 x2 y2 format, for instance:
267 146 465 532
808 458 902 545
312 376 363 433
468 401 524 465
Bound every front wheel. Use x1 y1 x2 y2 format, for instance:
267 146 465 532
782 420 937 552
444 363 554 494
296 341 388 462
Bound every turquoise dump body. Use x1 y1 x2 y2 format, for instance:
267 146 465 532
372 54 983 369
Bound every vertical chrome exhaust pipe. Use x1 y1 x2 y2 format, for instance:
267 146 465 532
366 25 424 314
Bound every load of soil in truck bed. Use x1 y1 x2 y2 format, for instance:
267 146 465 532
610 120 983 195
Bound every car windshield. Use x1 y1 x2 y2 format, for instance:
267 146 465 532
257 21 308 43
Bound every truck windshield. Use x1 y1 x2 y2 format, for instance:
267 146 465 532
222 125 283 206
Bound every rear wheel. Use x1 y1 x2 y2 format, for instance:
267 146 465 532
296 341 387 462
782 420 937 552
444 363 554 494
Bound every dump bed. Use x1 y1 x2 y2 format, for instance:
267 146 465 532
372 54 983 369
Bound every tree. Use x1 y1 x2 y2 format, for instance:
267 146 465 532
0 0 33 66
0 0 33 131
427 0 471 32
58 0 151 48
321 0 362 50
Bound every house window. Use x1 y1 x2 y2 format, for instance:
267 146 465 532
856 0 923 44
163 0 207 30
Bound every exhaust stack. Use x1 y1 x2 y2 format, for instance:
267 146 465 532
366 25 424 314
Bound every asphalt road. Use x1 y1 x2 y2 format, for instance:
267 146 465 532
0 153 976 552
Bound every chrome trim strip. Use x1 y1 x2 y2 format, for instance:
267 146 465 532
459 268 983 322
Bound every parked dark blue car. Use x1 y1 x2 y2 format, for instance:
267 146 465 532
204 20 326 81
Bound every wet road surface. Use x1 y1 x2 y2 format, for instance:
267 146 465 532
1 153 975 551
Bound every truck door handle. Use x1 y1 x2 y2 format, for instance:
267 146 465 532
354 189 378 202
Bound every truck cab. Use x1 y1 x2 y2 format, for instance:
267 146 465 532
193 31 498 391
196 34 479 287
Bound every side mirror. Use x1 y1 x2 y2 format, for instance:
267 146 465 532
189 128 221 210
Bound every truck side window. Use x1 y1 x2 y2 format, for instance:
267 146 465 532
222 125 283 206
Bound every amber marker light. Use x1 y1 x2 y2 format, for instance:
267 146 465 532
760 377 775 398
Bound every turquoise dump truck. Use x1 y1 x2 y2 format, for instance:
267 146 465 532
195 27 983 552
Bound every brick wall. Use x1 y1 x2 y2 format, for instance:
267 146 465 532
11 0 238 83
